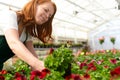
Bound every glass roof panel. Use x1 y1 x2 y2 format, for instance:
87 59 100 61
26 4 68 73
1 0 120 40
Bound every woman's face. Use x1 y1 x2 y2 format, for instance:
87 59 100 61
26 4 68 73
35 2 55 25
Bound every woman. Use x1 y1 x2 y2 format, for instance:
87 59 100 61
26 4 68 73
0 0 57 71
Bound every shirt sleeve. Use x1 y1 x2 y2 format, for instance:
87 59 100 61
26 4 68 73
0 10 18 34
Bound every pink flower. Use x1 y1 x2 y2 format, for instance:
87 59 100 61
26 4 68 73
96 60 104 65
111 48 117 54
76 62 81 66
99 49 106 53
99 36 105 45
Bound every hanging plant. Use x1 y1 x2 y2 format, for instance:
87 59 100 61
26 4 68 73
110 37 115 45
99 36 105 45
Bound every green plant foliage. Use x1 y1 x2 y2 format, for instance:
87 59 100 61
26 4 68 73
12 59 31 79
44 70 64 80
110 37 115 44
71 50 120 80
99 39 104 45
2 48 120 79
44 46 74 76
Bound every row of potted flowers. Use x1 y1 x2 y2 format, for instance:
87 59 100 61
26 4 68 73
1 47 120 80
33 42 83 48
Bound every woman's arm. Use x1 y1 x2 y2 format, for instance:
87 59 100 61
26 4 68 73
4 29 44 71
24 41 38 58
24 41 44 70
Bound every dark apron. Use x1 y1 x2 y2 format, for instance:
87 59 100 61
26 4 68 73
0 36 14 70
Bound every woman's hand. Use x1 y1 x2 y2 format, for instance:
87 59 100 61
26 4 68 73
31 60 45 71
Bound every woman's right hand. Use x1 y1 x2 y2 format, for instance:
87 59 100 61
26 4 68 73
31 60 45 71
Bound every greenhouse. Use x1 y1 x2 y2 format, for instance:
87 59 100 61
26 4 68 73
0 0 120 80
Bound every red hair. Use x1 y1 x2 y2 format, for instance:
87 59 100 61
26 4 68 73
17 0 57 43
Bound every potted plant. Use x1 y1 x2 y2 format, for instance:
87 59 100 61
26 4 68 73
110 37 115 45
99 36 105 45
44 46 74 78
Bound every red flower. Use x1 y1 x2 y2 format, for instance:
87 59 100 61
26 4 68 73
30 70 42 80
110 59 117 64
65 74 81 80
110 66 120 76
14 72 27 80
0 75 4 80
104 65 109 69
65 75 71 80
79 62 87 69
84 73 90 79
41 68 50 78
42 68 50 73
74 75 81 80
87 62 96 71
0 70 7 75
30 68 50 80
49 48 54 54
